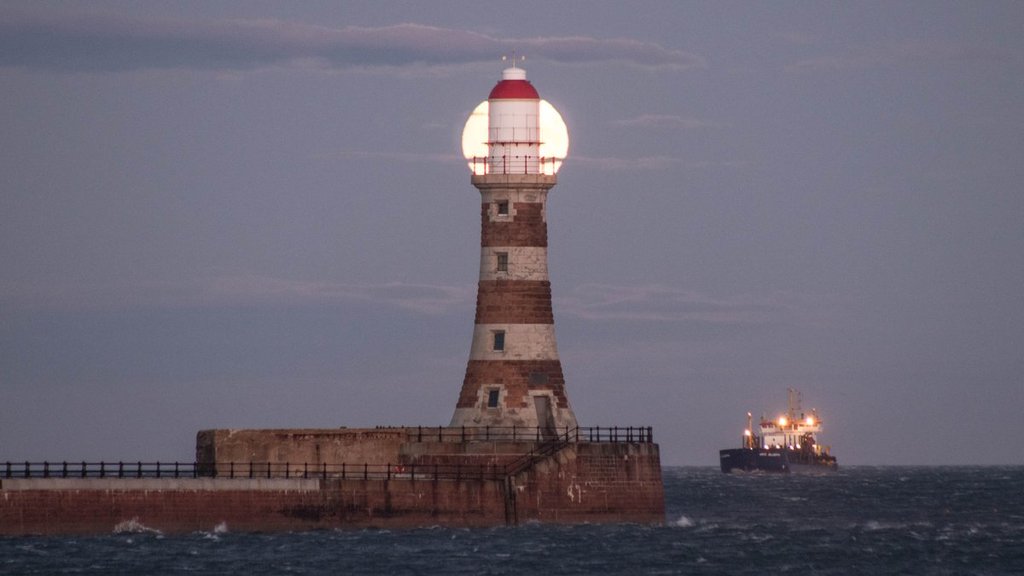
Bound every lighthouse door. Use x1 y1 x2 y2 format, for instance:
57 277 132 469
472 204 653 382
534 396 557 440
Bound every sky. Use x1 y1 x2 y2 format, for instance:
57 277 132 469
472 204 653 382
2 1 1022 466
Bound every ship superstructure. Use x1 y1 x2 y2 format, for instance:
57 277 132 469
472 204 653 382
721 388 838 473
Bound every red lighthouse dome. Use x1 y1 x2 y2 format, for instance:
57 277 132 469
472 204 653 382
488 67 540 100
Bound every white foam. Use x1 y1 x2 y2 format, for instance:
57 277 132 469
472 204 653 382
674 515 695 528
112 517 162 535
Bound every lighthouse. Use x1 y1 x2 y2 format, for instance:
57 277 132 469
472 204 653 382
450 64 578 437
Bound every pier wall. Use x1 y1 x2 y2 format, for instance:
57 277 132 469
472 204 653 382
0 442 663 535
196 428 407 470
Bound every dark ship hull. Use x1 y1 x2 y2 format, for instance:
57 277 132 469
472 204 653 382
719 448 838 474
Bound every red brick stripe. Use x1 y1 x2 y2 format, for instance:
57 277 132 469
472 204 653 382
474 280 554 324
457 360 568 408
482 203 547 247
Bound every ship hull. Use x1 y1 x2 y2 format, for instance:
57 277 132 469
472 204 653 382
719 448 837 474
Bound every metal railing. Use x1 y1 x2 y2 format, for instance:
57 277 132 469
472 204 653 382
503 429 574 477
2 461 199 480
468 155 562 175
399 425 653 444
1 461 504 482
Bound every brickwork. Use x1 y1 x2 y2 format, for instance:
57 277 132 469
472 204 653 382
456 358 569 407
481 202 547 247
474 280 554 324
457 360 567 409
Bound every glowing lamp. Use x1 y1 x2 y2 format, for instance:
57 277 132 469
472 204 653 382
461 66 569 176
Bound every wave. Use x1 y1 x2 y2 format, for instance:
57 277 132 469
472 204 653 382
112 517 162 535
673 515 695 527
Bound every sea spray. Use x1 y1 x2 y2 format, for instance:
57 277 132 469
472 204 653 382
112 517 162 535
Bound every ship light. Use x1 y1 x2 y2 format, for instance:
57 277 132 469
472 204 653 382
778 416 788 427
743 429 752 437
805 416 815 426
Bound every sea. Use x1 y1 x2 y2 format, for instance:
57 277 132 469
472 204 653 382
2 466 1022 575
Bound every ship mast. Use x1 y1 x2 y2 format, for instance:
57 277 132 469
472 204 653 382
786 387 803 420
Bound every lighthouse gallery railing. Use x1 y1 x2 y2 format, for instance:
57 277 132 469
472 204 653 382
468 155 562 175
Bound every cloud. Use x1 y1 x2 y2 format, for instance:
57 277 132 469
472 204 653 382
3 274 834 328
0 11 704 73
612 114 720 129
573 155 686 171
1 275 476 315
572 155 746 171
557 283 794 325
206 276 476 315
325 147 735 173
322 149 460 165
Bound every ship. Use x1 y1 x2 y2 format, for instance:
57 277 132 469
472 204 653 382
719 388 838 473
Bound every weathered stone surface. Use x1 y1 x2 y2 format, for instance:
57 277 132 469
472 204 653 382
478 246 549 281
467 323 559 361
196 428 406 472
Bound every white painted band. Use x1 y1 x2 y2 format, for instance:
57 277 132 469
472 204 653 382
479 246 549 281
468 323 560 361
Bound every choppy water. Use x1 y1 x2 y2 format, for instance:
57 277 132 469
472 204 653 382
3 466 1022 575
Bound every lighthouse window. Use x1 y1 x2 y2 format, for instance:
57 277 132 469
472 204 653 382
487 389 500 408
496 252 508 272
492 330 505 351
496 200 509 216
